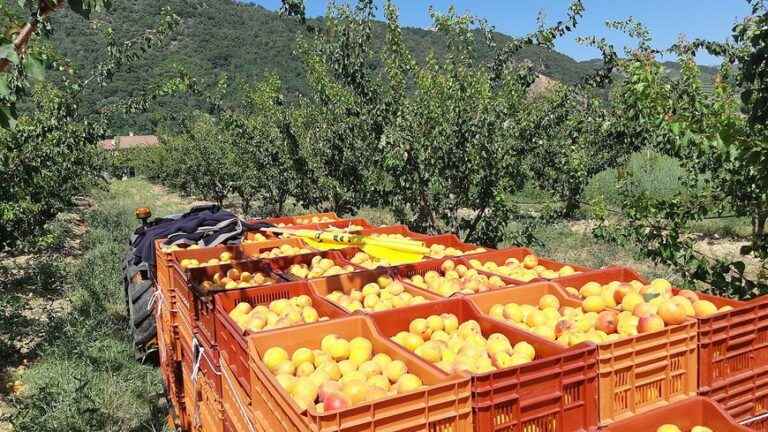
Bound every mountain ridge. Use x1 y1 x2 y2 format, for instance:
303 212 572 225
48 0 717 134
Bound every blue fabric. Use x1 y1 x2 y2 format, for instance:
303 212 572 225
130 205 271 277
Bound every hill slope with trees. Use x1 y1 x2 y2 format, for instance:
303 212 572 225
48 0 603 134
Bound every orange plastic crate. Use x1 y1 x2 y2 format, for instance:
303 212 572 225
171 259 278 323
422 234 490 256
369 297 598 432
358 224 431 239
258 212 340 226
602 396 754 431
194 260 309 345
246 315 473 432
699 365 768 422
463 249 592 285
175 304 195 362
239 238 316 260
557 266 768 391
178 318 222 400
312 218 374 231
395 256 518 297
157 314 184 418
180 347 200 430
200 371 226 432
266 249 366 281
466 281 698 426
170 238 311 267
221 352 267 432
222 405 239 432
157 290 176 366
154 238 174 290
171 244 246 266
308 269 443 313
213 280 348 396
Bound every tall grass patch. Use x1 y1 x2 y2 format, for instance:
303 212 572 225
9 179 186 432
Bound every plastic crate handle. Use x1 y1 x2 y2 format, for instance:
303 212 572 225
472 390 521 409
725 333 758 348
743 411 768 425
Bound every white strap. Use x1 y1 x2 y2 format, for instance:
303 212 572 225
201 349 222 376
191 337 203 383
147 289 161 312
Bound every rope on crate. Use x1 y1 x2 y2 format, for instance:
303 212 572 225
191 337 204 383
221 361 259 432
148 289 163 313
200 345 222 376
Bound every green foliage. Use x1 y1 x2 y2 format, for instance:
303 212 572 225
0 83 103 249
583 150 688 209
134 73 302 217
588 14 768 298
9 179 186 432
735 1 768 125
520 84 616 216
0 4 182 250
284 0 390 214
381 6 531 245
45 0 609 136
227 75 300 216
280 0 306 23
163 115 238 206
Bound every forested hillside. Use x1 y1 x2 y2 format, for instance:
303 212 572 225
49 0 599 135
50 0 722 135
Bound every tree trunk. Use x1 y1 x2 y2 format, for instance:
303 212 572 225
240 197 251 217
463 206 487 244
277 192 286 216
563 194 580 219
753 210 767 256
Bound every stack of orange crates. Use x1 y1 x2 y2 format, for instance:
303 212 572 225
147 213 768 431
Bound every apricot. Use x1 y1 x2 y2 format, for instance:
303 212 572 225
658 301 687 325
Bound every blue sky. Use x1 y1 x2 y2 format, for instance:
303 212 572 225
244 0 752 65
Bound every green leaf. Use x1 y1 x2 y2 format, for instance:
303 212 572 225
68 0 111 18
67 0 90 18
0 106 17 129
642 292 661 303
0 44 19 65
24 55 45 81
0 75 10 98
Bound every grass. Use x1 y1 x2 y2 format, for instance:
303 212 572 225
499 221 678 283
690 216 753 239
4 179 188 432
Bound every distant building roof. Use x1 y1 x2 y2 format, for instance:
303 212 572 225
100 135 159 151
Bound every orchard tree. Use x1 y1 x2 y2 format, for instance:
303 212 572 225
520 83 614 217
287 0 386 214
165 114 238 207
379 1 587 245
0 1 183 249
590 6 768 298
225 75 300 216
